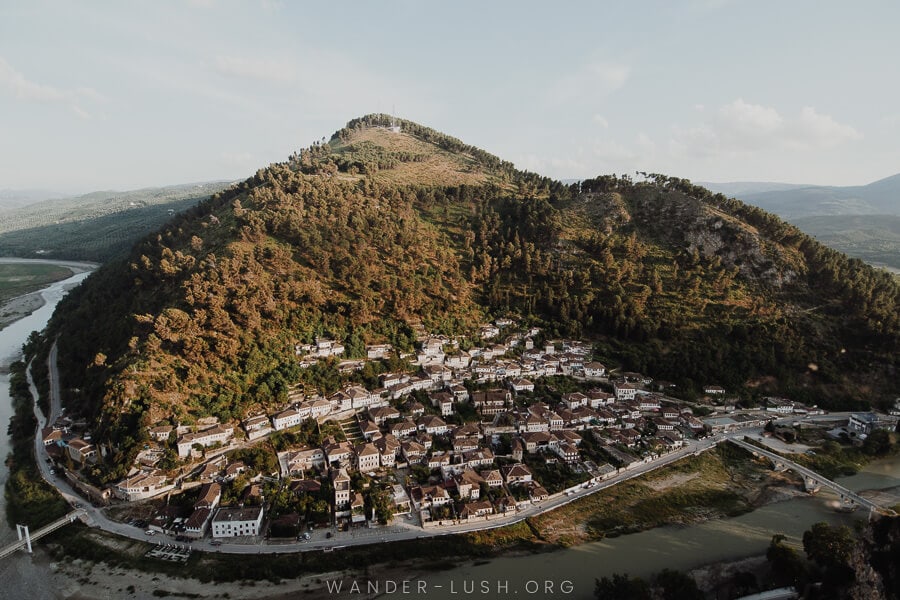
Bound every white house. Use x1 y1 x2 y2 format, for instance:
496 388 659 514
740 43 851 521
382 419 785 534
242 415 273 441
614 382 637 402
176 425 234 458
355 442 381 471
113 471 173 501
211 506 264 538
510 378 535 393
583 362 606 377
272 408 303 431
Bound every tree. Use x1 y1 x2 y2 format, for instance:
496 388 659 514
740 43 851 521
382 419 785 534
653 569 703 600
802 522 856 590
594 574 651 600
766 534 806 586
366 486 395 524
862 429 894 456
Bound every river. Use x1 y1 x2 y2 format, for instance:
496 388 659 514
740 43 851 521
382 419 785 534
0 261 94 545
419 454 900 599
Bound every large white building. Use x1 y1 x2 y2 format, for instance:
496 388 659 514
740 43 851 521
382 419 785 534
272 407 303 431
211 506 264 538
113 471 173 501
176 425 234 458
613 382 637 401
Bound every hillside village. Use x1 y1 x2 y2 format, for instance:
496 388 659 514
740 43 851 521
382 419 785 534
40 321 900 543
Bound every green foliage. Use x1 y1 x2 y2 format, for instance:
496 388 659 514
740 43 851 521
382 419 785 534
652 569 703 600
802 522 858 592
523 454 590 494
4 361 70 528
766 534 807 587
594 573 651 600
228 445 278 476
803 522 856 568
862 429 896 456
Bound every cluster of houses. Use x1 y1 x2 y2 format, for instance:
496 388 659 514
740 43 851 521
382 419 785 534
96 326 738 534
143 481 266 540
50 320 897 542
41 414 100 467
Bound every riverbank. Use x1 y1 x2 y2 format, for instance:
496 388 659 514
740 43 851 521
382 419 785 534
0 292 45 334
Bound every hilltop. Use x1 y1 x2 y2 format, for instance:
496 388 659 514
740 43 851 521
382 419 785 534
39 114 899 481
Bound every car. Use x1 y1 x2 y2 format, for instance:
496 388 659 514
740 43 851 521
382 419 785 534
326 532 332 538
210 540 222 546
303 532 310 540
49 469 55 475
145 530 155 536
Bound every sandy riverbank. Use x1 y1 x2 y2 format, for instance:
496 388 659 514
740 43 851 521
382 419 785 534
0 548 397 600
0 259 96 334
0 292 46 333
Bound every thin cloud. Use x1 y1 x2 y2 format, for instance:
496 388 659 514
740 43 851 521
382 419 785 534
670 99 861 157
547 60 630 105
0 56 104 117
792 106 862 147
213 55 297 84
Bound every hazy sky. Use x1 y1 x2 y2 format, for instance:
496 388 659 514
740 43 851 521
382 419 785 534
2 0 899 192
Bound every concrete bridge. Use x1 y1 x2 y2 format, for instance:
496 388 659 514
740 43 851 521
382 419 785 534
0 510 86 560
728 437 896 516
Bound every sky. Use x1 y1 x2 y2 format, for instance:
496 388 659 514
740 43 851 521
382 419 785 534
1 0 899 193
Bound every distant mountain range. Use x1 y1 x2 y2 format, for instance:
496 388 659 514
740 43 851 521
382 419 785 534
702 174 900 218
703 174 900 270
0 188 71 210
0 182 232 262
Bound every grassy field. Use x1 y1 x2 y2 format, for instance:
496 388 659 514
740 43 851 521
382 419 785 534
0 263 73 303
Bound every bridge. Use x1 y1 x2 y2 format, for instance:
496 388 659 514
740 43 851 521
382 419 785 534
0 510 86 560
728 437 895 516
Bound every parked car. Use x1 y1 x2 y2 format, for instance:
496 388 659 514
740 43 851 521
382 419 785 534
144 530 155 536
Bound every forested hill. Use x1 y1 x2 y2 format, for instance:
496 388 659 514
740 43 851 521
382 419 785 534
43 114 899 480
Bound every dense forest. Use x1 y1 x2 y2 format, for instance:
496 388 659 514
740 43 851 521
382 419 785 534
40 115 900 481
